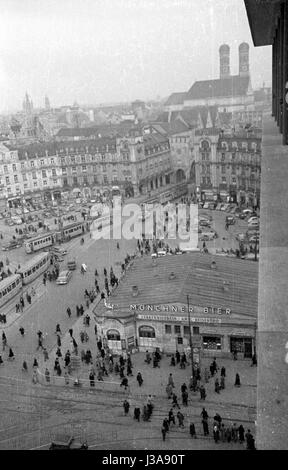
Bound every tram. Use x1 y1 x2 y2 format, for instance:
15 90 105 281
0 274 22 308
17 252 51 285
24 232 57 254
61 221 85 240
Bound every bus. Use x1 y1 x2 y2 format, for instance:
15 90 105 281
24 232 57 254
17 252 51 285
0 274 22 308
61 221 85 241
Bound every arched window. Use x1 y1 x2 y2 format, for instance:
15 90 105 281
139 325 155 338
107 329 121 341
200 140 210 151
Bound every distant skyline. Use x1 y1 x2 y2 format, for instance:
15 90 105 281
0 0 272 113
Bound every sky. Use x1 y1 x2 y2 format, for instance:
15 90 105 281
0 0 272 112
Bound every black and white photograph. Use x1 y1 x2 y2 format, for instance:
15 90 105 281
0 0 285 453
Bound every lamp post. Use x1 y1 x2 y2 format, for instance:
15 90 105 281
187 295 194 377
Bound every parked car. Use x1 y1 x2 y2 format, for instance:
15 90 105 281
220 203 229 211
2 240 21 251
199 230 217 241
248 216 259 224
226 215 236 225
51 246 67 256
248 219 260 228
242 208 254 216
56 270 72 285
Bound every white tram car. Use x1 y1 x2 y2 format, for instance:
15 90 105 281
0 274 22 308
17 252 51 285
24 232 57 254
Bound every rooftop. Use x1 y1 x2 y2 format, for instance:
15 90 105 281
95 253 258 320
187 76 251 100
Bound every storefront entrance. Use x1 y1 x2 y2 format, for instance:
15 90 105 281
230 337 253 358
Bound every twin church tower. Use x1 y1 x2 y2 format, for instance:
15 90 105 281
219 42 249 79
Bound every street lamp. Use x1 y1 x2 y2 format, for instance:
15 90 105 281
187 295 194 377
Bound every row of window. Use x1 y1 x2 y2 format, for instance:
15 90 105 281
22 257 49 277
0 277 21 299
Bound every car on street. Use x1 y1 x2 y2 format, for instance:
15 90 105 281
242 208 254 216
199 230 217 241
248 219 260 228
248 216 259 224
2 240 21 251
199 219 211 227
51 246 68 256
226 215 236 225
248 235 259 243
56 270 72 285
220 203 229 211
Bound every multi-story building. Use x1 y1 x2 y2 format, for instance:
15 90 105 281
0 127 173 204
194 129 261 205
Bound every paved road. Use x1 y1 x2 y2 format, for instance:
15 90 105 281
0 206 256 450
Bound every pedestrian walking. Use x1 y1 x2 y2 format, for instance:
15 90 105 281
189 423 197 439
161 426 167 441
168 408 175 426
220 423 226 442
238 424 245 443
166 383 173 399
69 328 73 337
168 373 175 388
172 393 180 409
251 354 257 366
199 384 206 401
220 366 226 377
177 411 184 428
22 361 28 372
132 406 140 422
67 307 71 318
89 371 95 387
175 350 180 364
33 358 38 368
8 348 15 360
204 368 210 383
234 373 241 387
123 399 130 416
219 374 225 389
215 377 220 393
55 323 62 335
201 408 209 436
19 326 25 337
57 334 61 348
136 372 143 386
182 390 188 406
0 355 3 365
213 424 220 443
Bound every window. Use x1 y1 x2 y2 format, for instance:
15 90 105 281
5 177 9 184
32 172 37 179
183 325 190 336
72 166 76 173
12 164 17 172
232 177 236 184
21 163 25 170
221 165 226 174
174 325 181 335
177 337 183 345
165 325 172 334
221 153 225 161
52 169 56 177
40 159 44 166
62 167 67 175
193 326 200 335
33 182 37 187
222 177 226 183
42 170 47 178
139 325 155 338
203 336 221 350
43 180 47 186
31 161 35 167
14 175 18 183
107 329 120 341
82 165 87 172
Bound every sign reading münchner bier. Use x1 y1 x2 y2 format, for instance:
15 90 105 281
130 304 231 315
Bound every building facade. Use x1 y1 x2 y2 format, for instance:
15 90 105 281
0 127 174 204
93 253 258 359
194 129 261 205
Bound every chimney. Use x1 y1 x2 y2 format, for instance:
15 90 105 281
132 285 139 297
219 44 230 79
